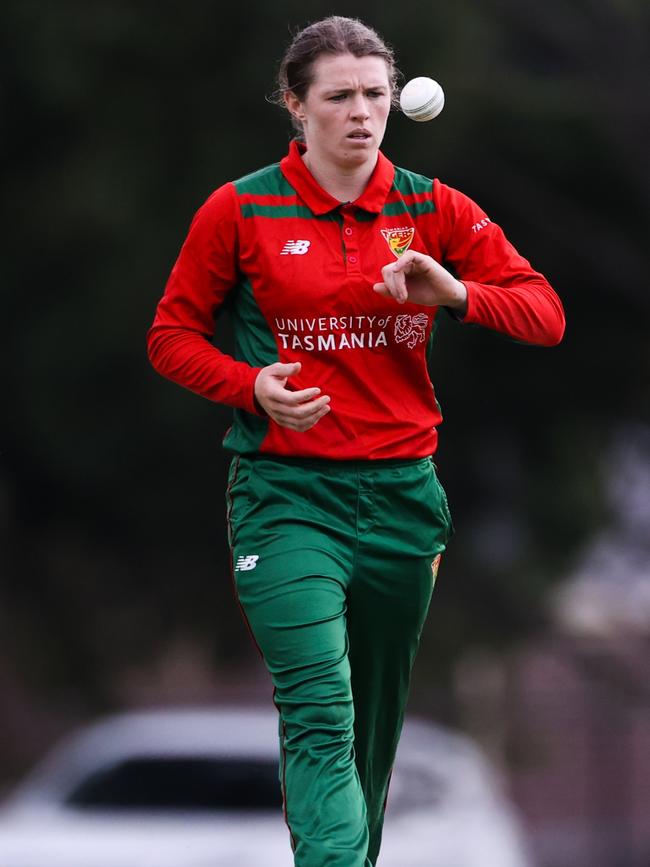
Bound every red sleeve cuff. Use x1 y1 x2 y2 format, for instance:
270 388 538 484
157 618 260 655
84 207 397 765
242 366 266 416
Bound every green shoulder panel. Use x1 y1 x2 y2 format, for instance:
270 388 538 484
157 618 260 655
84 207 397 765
233 163 334 220
387 167 436 218
233 163 294 197
392 166 435 196
233 163 325 219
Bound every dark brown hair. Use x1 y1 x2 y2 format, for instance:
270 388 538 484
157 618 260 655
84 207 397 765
274 16 401 132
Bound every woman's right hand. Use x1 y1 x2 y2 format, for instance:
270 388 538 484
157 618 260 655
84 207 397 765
254 362 331 432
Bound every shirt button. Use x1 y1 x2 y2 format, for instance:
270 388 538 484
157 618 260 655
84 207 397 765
344 227 353 236
348 255 358 264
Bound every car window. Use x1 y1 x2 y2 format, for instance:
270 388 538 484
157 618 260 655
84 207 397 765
64 757 282 811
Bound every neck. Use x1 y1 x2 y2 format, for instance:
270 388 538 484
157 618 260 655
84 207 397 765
302 149 377 203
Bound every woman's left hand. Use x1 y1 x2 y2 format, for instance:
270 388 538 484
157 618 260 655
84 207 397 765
373 250 468 315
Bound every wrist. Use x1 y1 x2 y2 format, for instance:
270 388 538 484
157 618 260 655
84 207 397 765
447 280 468 314
253 393 268 415
252 369 268 416
448 279 467 307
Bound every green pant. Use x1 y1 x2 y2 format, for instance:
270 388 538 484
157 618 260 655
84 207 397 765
227 455 453 867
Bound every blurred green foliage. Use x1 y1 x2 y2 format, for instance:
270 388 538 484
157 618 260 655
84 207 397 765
1 0 649 713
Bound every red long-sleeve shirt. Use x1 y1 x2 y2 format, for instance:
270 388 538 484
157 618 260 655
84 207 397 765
148 141 565 459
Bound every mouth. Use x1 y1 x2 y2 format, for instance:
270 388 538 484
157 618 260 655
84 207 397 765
347 129 372 141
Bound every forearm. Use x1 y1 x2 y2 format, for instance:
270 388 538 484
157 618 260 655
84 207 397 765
435 182 566 346
147 324 262 413
462 278 565 346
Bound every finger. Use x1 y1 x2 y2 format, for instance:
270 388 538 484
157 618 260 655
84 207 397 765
382 263 407 303
281 404 331 432
273 396 330 420
391 250 418 272
272 395 330 422
268 361 302 378
290 395 331 419
281 387 324 406
374 278 405 304
265 386 323 407
379 265 400 300
297 406 331 431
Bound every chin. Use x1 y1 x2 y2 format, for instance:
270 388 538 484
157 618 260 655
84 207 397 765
340 144 377 164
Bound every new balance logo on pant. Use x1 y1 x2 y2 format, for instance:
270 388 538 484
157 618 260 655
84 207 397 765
235 554 259 571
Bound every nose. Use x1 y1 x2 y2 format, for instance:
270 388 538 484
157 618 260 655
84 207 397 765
349 92 370 121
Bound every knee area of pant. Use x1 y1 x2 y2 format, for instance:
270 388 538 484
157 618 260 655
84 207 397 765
280 698 355 750
273 655 352 705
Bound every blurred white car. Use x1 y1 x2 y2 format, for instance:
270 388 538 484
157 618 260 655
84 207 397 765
0 707 533 867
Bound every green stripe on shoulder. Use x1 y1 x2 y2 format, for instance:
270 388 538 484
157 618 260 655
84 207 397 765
241 203 336 220
393 166 435 197
383 167 436 218
233 163 294 197
241 203 313 219
234 164 332 219
382 200 435 217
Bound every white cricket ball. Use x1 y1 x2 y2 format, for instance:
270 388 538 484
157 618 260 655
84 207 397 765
400 77 445 122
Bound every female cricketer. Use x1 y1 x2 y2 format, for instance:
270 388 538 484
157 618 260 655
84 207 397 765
147 15 565 867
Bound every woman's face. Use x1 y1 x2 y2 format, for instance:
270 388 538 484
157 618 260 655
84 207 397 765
286 53 392 171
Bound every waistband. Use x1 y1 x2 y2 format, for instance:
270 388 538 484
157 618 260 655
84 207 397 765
235 453 434 472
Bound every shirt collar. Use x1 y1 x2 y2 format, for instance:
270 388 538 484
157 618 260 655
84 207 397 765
280 140 395 216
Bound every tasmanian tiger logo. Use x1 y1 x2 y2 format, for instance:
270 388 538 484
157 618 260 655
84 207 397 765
394 313 429 349
380 227 415 258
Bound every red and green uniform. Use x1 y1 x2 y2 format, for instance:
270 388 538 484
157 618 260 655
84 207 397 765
148 141 564 867
148 140 565 460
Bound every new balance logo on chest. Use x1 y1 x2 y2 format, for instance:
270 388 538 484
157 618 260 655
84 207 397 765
280 240 311 255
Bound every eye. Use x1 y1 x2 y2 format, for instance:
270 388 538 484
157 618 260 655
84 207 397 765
328 93 347 102
366 90 386 99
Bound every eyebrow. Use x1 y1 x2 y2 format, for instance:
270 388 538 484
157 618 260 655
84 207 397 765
321 84 389 94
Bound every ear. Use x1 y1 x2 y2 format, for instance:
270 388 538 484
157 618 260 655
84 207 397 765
284 90 305 122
